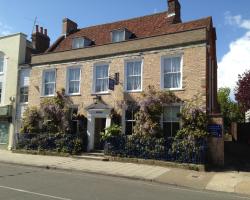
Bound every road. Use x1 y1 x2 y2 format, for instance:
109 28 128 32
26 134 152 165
0 163 249 200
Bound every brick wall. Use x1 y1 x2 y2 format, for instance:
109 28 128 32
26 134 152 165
29 44 207 115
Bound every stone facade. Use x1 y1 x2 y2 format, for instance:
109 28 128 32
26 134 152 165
29 44 207 115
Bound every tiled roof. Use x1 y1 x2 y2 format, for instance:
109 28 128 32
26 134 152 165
49 12 212 53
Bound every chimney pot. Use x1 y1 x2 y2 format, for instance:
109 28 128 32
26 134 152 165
40 27 43 34
35 25 39 33
32 26 50 54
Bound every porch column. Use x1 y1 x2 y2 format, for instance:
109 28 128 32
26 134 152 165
87 112 94 152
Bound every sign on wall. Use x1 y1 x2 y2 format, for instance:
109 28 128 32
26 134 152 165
208 124 222 138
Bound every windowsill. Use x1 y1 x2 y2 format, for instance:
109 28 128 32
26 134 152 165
40 95 55 98
91 91 111 96
162 88 184 92
19 102 28 105
66 93 81 97
124 90 142 93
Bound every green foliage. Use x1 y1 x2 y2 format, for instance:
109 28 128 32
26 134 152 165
218 87 244 132
100 124 122 141
133 85 181 137
21 107 42 134
19 89 87 154
172 95 209 157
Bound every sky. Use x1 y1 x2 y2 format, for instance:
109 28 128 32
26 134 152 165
0 0 250 98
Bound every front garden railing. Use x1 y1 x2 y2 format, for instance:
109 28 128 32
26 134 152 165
104 135 207 164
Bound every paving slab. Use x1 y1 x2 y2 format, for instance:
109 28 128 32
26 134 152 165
155 168 214 190
235 181 250 195
206 172 243 193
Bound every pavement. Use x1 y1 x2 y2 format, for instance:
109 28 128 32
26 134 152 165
0 150 249 197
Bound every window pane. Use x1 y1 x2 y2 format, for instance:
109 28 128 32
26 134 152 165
72 38 84 49
0 58 3 73
125 121 134 135
163 106 180 122
69 68 80 81
0 82 2 103
172 73 181 88
163 58 171 73
172 57 181 72
163 122 180 138
69 81 80 94
96 65 108 78
163 56 181 89
68 68 80 94
164 74 172 89
172 122 180 137
126 61 141 91
163 122 172 138
112 30 124 42
45 71 55 83
45 83 54 95
20 87 29 103
95 65 109 92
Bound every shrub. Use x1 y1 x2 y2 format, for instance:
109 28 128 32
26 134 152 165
18 89 87 154
171 95 209 159
101 124 122 141
133 86 181 137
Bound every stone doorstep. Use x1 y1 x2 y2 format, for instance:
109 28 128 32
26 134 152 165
73 152 108 161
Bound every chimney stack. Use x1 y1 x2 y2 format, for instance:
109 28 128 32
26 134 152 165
167 0 182 24
32 25 50 54
62 18 78 36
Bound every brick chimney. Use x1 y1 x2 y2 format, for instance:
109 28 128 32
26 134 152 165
167 0 182 24
32 25 50 54
62 18 78 36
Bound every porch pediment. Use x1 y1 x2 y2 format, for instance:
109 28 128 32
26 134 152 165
85 101 112 111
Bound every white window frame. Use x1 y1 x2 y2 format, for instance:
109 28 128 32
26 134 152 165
0 55 4 75
92 63 110 94
72 37 85 49
111 30 125 43
160 54 183 91
0 82 3 105
124 59 143 92
0 53 7 105
42 69 56 97
19 86 29 104
66 66 81 96
161 103 182 138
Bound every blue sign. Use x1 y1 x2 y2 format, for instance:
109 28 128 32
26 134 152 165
208 124 222 138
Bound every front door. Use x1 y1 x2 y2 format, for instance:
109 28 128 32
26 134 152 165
0 122 9 148
94 118 106 150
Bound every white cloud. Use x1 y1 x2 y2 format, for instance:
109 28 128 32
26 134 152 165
218 13 250 98
0 22 12 36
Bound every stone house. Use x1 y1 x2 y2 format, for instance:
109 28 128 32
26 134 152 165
29 0 220 154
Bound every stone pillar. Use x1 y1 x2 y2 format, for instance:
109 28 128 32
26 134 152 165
8 123 14 150
87 112 94 152
207 114 224 166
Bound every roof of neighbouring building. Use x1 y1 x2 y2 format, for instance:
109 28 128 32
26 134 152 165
47 12 212 53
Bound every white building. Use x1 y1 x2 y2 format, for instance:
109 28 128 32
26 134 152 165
246 110 250 123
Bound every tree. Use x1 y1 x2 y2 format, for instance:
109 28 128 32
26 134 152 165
218 87 244 132
235 70 250 112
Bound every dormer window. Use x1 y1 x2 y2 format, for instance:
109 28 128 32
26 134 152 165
111 28 132 43
72 37 92 49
